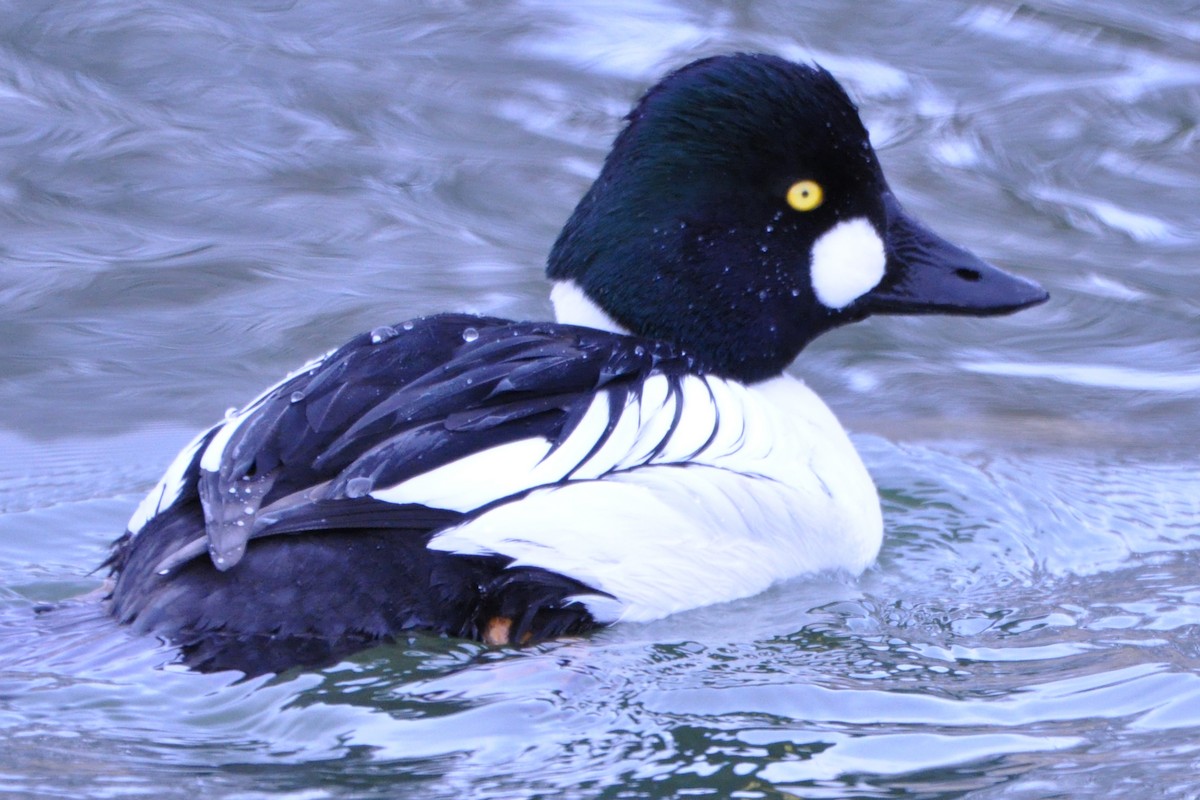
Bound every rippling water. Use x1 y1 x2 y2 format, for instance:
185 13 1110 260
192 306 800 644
2 1 1198 797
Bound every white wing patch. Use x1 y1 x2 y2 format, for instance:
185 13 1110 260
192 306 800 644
429 375 883 621
369 438 554 511
571 392 644 480
127 428 211 535
650 375 718 462
615 374 676 469
809 217 886 309
363 372 760 516
199 408 255 473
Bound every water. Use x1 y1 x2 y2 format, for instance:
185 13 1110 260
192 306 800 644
1 0 1198 797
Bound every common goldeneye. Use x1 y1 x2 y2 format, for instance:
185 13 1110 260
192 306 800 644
104 54 1047 675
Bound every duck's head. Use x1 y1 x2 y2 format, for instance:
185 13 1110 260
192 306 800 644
547 53 1047 383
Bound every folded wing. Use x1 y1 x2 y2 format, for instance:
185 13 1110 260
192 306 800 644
134 313 702 575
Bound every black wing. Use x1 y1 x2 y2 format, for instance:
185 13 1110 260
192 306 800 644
144 313 697 572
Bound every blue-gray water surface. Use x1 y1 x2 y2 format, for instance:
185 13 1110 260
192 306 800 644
1 1 1198 798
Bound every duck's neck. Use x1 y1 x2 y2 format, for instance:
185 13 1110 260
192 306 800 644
549 281 630 335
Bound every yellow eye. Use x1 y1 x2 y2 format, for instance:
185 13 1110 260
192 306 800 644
786 180 824 212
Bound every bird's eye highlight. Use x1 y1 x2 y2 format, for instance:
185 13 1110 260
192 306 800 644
786 180 824 212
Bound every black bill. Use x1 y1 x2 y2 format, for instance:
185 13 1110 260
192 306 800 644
865 192 1048 315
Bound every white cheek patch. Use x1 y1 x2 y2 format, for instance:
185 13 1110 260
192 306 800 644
809 217 886 309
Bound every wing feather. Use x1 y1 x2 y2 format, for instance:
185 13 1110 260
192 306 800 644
138 314 698 572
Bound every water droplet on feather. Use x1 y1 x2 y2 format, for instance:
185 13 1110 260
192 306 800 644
370 326 398 344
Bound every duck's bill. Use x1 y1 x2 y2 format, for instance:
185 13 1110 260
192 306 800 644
864 193 1048 316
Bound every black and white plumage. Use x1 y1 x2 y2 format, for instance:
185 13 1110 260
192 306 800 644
108 314 881 673
108 317 681 665
103 54 1047 675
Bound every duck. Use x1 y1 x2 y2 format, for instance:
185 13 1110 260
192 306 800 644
102 53 1047 675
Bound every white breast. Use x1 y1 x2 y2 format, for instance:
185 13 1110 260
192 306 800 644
428 373 883 622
